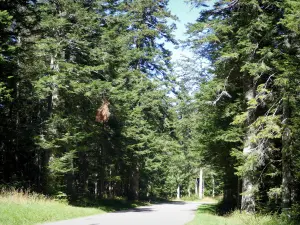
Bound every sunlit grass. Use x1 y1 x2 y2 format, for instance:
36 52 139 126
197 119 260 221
187 204 294 225
0 189 104 225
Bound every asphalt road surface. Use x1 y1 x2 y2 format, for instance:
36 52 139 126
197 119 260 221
43 201 201 225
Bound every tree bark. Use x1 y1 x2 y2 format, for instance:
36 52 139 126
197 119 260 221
241 87 256 212
129 164 139 200
109 167 113 198
195 178 198 196
177 185 180 199
282 97 292 209
94 174 98 197
199 168 203 199
66 157 75 199
212 174 215 198
241 176 255 212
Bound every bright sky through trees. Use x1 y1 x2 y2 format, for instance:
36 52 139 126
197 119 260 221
166 0 199 61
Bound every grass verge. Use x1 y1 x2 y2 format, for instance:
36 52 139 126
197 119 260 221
187 204 297 225
0 190 147 225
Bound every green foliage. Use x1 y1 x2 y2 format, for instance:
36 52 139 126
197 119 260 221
186 0 300 216
0 0 182 202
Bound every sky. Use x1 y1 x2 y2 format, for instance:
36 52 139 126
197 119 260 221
166 0 200 61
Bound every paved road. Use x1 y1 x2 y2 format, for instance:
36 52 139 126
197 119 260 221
43 201 201 225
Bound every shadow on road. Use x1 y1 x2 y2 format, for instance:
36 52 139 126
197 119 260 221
112 201 190 214
69 198 192 215
150 200 187 205
168 201 187 205
70 198 150 212
113 207 155 213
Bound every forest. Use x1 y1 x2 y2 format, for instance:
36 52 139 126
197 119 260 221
1 0 300 223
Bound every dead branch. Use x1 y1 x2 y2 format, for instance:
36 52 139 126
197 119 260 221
95 99 110 123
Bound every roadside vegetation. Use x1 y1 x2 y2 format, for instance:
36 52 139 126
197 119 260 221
0 189 146 225
187 204 299 225
0 189 103 225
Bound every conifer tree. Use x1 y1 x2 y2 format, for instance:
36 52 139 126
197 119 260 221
187 0 300 214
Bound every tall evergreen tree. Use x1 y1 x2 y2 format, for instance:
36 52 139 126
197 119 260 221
187 0 300 214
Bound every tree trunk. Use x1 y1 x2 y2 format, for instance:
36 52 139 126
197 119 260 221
241 176 255 212
195 178 198 195
177 185 180 199
199 168 203 199
241 128 256 212
237 178 241 210
98 144 104 198
94 174 98 197
212 174 215 198
109 167 113 198
241 87 256 212
282 97 292 210
203 175 205 198
129 164 139 200
66 157 75 199
41 149 51 194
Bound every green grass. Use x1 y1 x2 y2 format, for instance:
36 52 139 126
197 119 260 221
0 190 104 225
187 204 295 225
0 190 147 225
